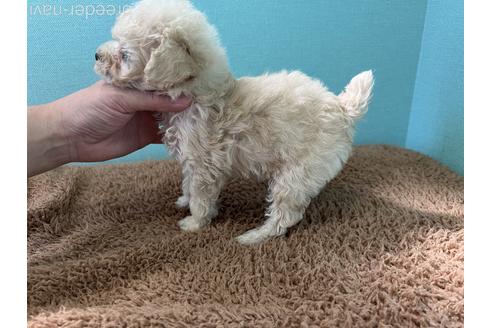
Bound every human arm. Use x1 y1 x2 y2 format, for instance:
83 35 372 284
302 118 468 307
27 81 190 177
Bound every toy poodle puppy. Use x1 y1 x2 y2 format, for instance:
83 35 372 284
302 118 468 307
94 0 374 244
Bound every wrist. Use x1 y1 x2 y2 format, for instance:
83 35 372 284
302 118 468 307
27 103 74 176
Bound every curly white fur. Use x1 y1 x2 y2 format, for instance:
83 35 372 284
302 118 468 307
94 0 374 244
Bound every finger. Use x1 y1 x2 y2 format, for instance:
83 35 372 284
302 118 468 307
128 91 191 112
102 82 192 112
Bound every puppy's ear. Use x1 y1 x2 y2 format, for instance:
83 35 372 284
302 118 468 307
144 27 200 88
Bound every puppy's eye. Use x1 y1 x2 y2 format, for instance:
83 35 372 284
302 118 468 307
120 50 129 61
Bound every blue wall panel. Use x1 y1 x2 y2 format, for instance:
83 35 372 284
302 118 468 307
28 0 465 175
406 0 464 174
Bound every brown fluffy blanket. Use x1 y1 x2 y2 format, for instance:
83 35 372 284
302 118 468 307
27 145 464 327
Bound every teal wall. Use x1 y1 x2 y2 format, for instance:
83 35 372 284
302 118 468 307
27 0 463 174
406 0 464 175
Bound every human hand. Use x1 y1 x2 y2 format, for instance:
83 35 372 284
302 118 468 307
55 81 191 162
28 81 191 176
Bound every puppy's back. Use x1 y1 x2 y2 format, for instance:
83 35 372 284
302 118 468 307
224 71 351 168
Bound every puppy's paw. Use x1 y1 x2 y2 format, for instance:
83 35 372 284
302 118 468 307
236 228 270 245
236 225 287 245
175 195 190 209
178 216 208 232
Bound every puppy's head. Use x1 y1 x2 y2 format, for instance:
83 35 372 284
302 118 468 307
94 0 230 95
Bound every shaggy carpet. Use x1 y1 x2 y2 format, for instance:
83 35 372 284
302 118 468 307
27 145 464 327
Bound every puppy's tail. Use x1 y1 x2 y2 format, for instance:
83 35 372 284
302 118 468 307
338 70 374 121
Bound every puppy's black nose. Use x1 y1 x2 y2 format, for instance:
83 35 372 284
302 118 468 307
95 52 101 61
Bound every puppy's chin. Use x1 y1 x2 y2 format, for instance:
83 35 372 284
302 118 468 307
96 73 115 85
102 75 113 84
94 65 112 83
96 73 128 89
94 65 157 91
94 69 126 88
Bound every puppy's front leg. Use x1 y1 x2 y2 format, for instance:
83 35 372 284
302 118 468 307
178 168 224 232
175 163 192 209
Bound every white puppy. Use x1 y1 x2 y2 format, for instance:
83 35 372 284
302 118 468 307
95 0 374 244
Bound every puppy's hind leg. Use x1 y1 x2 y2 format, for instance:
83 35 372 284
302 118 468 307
236 173 311 245
236 157 344 245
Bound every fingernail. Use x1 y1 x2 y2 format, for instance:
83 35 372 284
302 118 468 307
171 95 192 107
